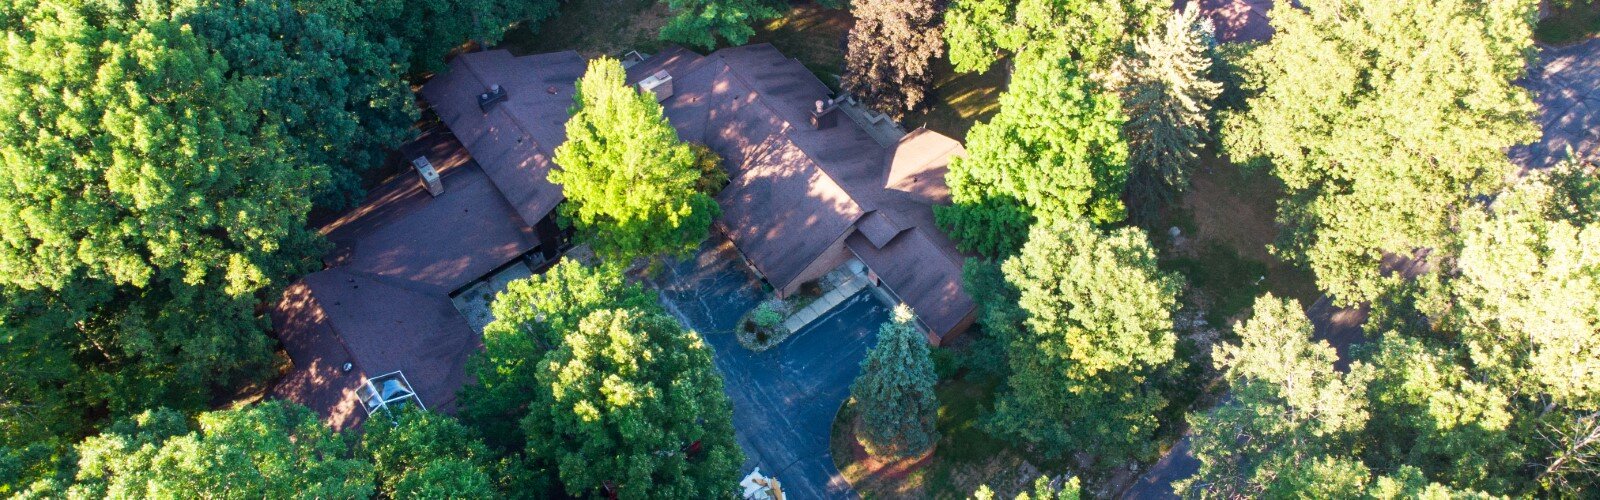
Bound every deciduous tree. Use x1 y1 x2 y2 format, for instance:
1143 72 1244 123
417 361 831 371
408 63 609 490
361 409 499 499
842 0 947 117
551 58 720 262
521 309 742 498
943 0 1162 73
1223 0 1541 305
935 48 1129 257
459 260 660 451
989 219 1178 465
850 305 939 458
1114 3 1221 226
67 402 374 499
659 0 781 50
0 0 325 430
1180 295 1371 498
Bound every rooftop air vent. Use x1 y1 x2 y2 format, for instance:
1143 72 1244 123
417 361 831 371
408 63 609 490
638 70 673 103
478 84 507 112
412 156 444 197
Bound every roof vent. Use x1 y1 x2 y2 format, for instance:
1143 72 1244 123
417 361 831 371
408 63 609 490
412 156 444 197
478 84 507 112
810 98 841 130
637 70 673 102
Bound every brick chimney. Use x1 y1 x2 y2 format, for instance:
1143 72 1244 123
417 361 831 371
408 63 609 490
810 98 840 130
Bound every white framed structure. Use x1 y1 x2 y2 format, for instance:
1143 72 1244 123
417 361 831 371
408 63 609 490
358 370 425 416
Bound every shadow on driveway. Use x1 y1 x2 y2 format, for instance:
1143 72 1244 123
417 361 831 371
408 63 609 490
657 238 887 499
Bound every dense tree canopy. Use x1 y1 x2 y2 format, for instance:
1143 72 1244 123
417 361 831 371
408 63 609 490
361 409 500 499
461 262 742 498
0 0 325 442
552 58 721 262
851 305 939 458
659 0 781 50
842 0 947 117
943 0 1163 72
522 308 742 497
989 219 1178 465
66 402 374 499
935 47 1129 257
1223 0 1542 305
1180 295 1372 498
1114 3 1221 226
459 260 660 451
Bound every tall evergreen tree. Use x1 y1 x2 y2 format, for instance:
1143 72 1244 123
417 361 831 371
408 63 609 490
989 218 1178 465
551 58 720 262
842 0 947 118
1180 295 1372 498
1223 0 1541 305
659 0 781 50
850 305 939 458
1114 3 1221 226
935 47 1129 257
942 0 1163 73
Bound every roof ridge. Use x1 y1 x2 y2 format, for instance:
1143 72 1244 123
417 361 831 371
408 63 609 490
710 53 892 212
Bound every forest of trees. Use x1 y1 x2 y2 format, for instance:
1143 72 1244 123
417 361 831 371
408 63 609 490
3 0 1597 496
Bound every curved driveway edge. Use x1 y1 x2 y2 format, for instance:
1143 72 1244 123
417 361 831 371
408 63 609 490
656 238 886 499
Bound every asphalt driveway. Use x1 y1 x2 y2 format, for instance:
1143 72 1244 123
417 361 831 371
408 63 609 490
657 237 886 499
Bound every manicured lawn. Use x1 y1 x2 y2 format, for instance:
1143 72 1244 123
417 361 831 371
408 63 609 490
909 57 1008 139
1536 1 1600 46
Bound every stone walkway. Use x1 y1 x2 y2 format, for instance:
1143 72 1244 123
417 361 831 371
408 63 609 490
781 274 869 334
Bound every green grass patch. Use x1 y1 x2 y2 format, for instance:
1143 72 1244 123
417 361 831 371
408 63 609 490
1537 1 1600 46
1161 242 1269 326
498 0 669 57
749 5 853 90
910 56 1008 139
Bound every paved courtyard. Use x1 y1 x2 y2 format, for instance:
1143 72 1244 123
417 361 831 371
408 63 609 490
656 237 886 499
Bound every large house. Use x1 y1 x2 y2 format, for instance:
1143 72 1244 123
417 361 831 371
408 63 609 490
272 44 976 427
619 45 977 342
270 51 585 429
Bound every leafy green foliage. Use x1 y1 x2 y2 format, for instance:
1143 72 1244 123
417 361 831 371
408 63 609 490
989 219 1178 465
306 0 559 73
67 402 374 499
1180 295 1371 498
461 262 740 498
1223 0 1541 305
184 0 418 208
936 48 1129 257
943 0 1163 73
851 305 939 458
842 0 946 117
659 0 781 49
0 0 326 440
522 309 743 498
1115 3 1221 226
361 409 499 499
551 58 720 262
1360 335 1520 493
459 260 659 451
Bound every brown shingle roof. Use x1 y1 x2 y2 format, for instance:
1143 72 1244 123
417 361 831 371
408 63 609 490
272 128 548 428
420 50 585 226
629 45 977 340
